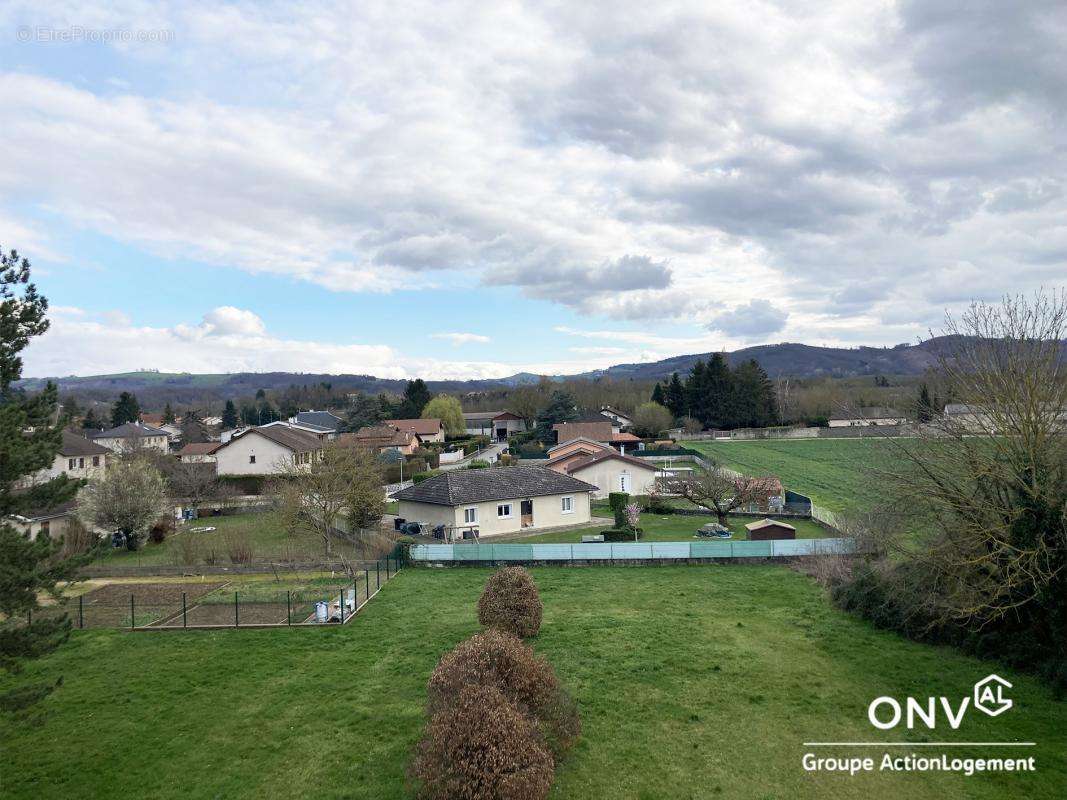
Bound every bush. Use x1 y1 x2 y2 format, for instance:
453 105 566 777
467 459 490 470
411 684 554 800
599 528 644 542
608 492 629 529
224 530 255 563
478 567 543 638
412 470 439 484
427 630 580 759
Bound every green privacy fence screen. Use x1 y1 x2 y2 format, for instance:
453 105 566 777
410 538 856 562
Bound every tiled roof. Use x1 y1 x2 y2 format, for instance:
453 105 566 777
59 430 110 457
829 406 905 420
385 418 442 436
89 422 169 439
393 465 596 506
178 442 222 455
745 518 795 532
220 425 322 453
564 449 660 474
294 410 343 431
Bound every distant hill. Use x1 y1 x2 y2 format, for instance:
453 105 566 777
22 336 1042 406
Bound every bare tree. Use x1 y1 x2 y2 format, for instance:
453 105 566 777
663 468 780 526
274 442 384 557
874 291 1067 626
77 459 169 551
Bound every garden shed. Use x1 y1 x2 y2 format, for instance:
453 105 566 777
744 518 797 541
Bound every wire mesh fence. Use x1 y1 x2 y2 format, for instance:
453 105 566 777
30 557 401 631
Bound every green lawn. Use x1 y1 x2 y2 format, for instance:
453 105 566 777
690 439 904 513
94 512 384 568
3 567 1063 799
499 509 830 543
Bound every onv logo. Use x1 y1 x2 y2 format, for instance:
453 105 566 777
868 674 1013 730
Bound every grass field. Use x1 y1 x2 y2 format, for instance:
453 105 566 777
500 509 830 543
690 439 903 513
3 567 1063 799
94 512 387 568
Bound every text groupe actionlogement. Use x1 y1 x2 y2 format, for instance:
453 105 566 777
802 753 1036 777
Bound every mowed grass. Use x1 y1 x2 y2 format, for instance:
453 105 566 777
690 439 904 513
3 568 1064 800
500 509 831 543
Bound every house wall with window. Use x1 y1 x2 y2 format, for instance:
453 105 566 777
568 459 658 499
397 491 591 538
214 431 317 475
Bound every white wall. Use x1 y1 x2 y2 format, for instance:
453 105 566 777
215 431 311 475
570 461 657 499
95 434 169 453
400 491 592 538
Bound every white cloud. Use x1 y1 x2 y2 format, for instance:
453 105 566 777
201 306 267 337
430 332 491 345
1 0 1064 351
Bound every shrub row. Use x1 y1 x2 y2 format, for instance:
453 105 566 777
410 568 579 800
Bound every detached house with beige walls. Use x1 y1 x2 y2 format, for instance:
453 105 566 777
393 465 595 538
545 444 659 499
88 421 170 454
214 425 324 475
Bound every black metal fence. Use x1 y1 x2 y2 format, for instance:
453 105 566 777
35 557 401 630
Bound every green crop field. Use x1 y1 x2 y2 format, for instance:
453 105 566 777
3 567 1063 800
690 439 905 513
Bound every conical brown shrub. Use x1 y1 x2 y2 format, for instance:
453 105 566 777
477 566 543 638
411 683 554 800
427 629 580 758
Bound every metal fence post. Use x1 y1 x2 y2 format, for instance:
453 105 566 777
79 595 84 629
182 592 187 628
287 590 292 626
130 594 135 630
385 557 390 578
339 591 345 624
234 591 239 628
365 569 370 600
376 560 381 590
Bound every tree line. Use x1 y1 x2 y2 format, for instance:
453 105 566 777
650 353 778 430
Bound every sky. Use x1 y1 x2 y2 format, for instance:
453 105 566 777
2 1 1065 381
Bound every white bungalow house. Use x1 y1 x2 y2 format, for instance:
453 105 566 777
178 442 222 463
393 465 595 538
213 426 324 475
88 422 170 453
600 406 634 429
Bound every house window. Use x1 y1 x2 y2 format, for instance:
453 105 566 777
68 458 76 470
463 507 478 524
40 520 50 538
92 456 100 467
249 454 256 464
78 457 85 468
561 496 573 514
497 503 512 518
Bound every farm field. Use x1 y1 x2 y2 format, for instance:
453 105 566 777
3 567 1064 800
499 508 831 543
690 438 904 513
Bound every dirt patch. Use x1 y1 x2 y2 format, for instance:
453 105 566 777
161 602 294 627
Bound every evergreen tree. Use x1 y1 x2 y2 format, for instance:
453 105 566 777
59 396 81 422
180 411 207 444
221 399 239 429
664 373 686 419
0 247 91 708
110 391 140 426
650 382 665 406
917 383 933 423
535 390 578 443
703 353 733 429
685 360 708 424
729 359 778 428
344 392 385 432
400 379 432 418
81 407 102 430
239 403 258 426
162 403 175 424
